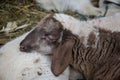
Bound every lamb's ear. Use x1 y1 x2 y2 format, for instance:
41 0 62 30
51 39 74 76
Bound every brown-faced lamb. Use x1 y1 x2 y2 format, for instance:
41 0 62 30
20 13 120 80
0 31 71 80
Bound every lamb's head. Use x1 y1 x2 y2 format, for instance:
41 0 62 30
20 14 64 54
20 14 77 76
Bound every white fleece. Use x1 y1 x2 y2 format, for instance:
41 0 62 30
53 13 120 47
35 0 103 16
54 13 98 47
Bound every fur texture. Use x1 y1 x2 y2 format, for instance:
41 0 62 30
53 13 120 80
35 0 103 16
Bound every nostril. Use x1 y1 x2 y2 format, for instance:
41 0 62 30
20 45 26 52
20 45 32 52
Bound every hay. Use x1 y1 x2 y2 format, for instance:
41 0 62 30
0 0 48 44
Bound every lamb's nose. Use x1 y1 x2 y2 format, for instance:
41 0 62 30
20 45 26 52
20 45 31 52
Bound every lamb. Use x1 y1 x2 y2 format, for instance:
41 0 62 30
35 0 103 16
0 31 71 80
20 13 120 80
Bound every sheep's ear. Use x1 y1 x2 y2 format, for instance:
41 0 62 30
51 40 74 76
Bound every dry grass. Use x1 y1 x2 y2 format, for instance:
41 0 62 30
0 0 48 44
